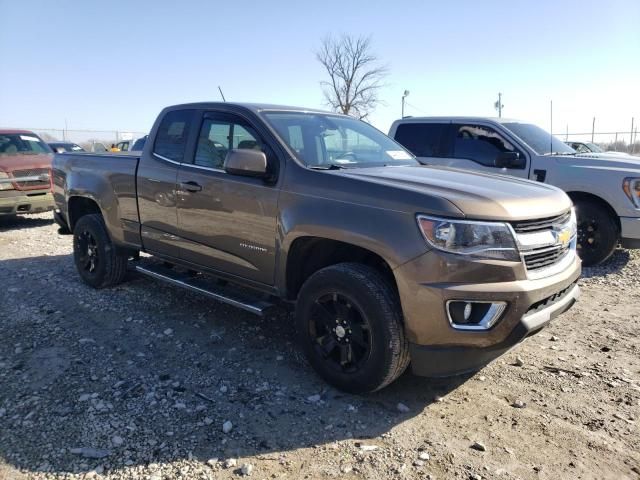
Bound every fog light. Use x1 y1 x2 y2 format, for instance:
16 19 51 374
447 301 507 331
463 302 472 321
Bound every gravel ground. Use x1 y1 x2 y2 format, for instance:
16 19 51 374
1 213 639 480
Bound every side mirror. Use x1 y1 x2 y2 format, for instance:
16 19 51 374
495 151 525 169
224 149 268 178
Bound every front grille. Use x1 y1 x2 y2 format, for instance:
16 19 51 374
523 244 571 270
526 281 577 315
11 168 50 190
511 211 571 234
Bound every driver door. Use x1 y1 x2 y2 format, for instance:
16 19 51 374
445 123 529 178
174 111 280 286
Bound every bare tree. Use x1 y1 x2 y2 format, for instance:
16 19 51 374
316 34 388 120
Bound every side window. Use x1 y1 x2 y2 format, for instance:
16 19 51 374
194 115 267 169
394 123 449 157
153 110 193 162
453 124 517 167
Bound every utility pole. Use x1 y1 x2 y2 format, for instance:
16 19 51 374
550 100 553 154
494 93 503 118
401 90 410 118
565 124 568 141
631 117 635 147
591 117 596 143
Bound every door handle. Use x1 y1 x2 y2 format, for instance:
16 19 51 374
180 181 202 192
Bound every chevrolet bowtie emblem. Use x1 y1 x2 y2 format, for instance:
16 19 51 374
557 228 571 246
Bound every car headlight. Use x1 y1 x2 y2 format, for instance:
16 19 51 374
0 171 14 191
569 207 578 237
417 215 520 261
623 178 640 208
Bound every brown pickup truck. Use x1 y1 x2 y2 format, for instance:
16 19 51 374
0 130 54 216
53 103 581 393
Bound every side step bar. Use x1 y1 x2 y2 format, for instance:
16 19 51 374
135 264 274 316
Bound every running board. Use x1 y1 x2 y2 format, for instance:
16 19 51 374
135 264 274 316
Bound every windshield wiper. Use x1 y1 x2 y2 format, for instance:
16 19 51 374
309 164 348 170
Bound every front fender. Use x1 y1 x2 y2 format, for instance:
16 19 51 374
275 190 429 293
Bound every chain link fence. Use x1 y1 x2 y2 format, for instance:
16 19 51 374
554 130 639 155
7 128 148 152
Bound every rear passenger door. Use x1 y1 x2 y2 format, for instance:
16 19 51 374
392 122 452 167
137 109 196 257
174 111 280 286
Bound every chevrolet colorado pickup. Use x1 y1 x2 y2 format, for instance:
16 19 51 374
53 103 580 393
0 130 54 216
390 117 640 265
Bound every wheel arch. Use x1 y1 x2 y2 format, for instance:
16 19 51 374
566 191 621 234
67 196 102 231
284 236 399 301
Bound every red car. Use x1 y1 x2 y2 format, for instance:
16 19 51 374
0 129 55 217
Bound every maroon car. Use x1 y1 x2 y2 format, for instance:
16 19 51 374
0 129 55 216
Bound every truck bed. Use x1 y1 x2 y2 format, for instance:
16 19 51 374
52 152 141 247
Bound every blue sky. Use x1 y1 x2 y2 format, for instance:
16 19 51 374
1 0 638 137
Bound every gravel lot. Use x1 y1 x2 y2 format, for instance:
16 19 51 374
1 213 639 480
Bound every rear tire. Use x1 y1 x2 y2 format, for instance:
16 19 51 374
73 214 128 288
574 199 619 266
295 263 410 394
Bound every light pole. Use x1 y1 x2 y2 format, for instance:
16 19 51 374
401 90 410 118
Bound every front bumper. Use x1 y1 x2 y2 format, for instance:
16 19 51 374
620 216 640 249
0 191 55 215
394 250 581 377
409 282 579 376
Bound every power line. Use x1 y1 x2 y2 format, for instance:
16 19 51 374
403 101 428 115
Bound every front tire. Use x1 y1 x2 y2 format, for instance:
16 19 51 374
574 199 619 266
295 263 410 393
73 214 128 288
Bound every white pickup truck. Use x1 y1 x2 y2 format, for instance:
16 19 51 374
389 117 640 265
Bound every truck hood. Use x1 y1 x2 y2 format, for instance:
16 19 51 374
576 151 635 158
0 153 53 172
556 153 640 174
339 165 571 221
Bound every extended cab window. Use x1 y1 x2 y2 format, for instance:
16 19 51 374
394 123 449 157
153 110 193 162
453 124 519 167
194 115 268 169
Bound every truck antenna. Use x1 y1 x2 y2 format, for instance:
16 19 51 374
218 86 226 102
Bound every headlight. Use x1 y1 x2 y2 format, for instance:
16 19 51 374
569 207 578 237
417 215 520 261
0 171 14 191
623 178 640 208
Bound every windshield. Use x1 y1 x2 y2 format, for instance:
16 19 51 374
0 133 52 155
502 123 574 155
586 142 604 153
262 112 417 168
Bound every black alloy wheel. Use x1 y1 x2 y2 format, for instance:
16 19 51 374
309 292 372 374
72 213 129 288
296 263 410 393
76 229 100 274
574 199 619 266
